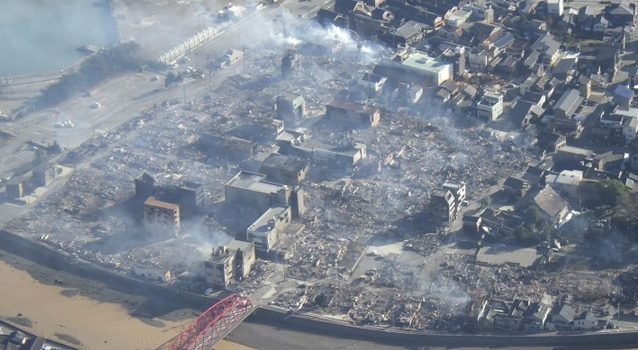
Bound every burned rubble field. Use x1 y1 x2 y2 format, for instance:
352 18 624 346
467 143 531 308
3 40 632 332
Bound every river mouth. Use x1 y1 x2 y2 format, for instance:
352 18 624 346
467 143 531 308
0 0 118 76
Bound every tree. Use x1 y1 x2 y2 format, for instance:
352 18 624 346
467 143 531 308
164 72 183 87
514 206 550 246
33 42 152 110
598 179 629 207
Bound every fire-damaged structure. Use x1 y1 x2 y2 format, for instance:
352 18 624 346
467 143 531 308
5 0 638 340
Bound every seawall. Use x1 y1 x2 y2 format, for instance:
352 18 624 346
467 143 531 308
1 228 638 348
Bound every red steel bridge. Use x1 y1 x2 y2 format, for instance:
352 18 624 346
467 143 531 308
163 294 254 350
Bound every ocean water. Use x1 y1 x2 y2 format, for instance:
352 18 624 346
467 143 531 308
0 0 117 76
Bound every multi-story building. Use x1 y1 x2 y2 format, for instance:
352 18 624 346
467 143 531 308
143 197 180 237
225 171 305 218
547 0 564 16
205 240 256 289
476 91 504 121
246 206 292 253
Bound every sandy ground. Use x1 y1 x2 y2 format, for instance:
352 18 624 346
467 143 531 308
0 258 251 350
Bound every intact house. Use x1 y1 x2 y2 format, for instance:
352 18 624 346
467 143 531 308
553 89 584 119
475 90 504 121
528 186 570 227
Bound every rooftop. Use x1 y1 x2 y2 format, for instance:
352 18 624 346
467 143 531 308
262 153 308 173
226 171 286 194
144 197 179 211
402 51 451 73
248 207 289 234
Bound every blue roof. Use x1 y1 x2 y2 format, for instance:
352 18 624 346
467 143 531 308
614 84 635 99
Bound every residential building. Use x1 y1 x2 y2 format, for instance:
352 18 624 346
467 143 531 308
553 145 594 169
530 186 570 226
550 305 576 330
143 197 180 237
613 84 635 108
204 248 234 289
476 90 504 121
546 169 583 201
5 176 27 199
547 0 563 16
380 49 453 85
504 176 530 197
325 99 381 127
429 190 456 225
276 93 306 121
260 153 309 185
31 162 56 187
443 182 466 204
553 89 583 119
135 172 156 199
204 240 256 289
225 171 305 218
246 206 292 253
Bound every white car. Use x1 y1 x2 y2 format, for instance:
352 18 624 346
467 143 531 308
54 120 74 128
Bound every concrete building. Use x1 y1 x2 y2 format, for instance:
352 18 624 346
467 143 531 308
276 93 306 121
222 49 244 67
277 132 367 173
260 153 308 185
204 240 256 289
225 171 305 218
547 0 564 16
205 247 234 289
173 181 204 214
31 162 56 187
429 190 456 225
5 176 27 199
228 240 256 280
143 197 180 236
377 50 453 85
325 99 381 128
246 206 292 253
553 145 594 169
401 50 453 85
546 169 583 201
443 182 466 205
476 91 504 121
135 172 156 199
553 89 583 119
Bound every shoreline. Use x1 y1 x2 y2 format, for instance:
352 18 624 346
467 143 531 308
1 228 638 349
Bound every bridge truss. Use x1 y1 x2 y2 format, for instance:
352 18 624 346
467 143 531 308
168 294 253 350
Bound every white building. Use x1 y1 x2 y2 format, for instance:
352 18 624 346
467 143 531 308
547 0 564 16
476 91 504 121
546 169 583 201
401 51 453 85
246 206 291 253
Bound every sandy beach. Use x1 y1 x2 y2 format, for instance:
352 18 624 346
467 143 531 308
0 258 252 350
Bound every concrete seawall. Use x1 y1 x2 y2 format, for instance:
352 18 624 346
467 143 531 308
1 229 638 348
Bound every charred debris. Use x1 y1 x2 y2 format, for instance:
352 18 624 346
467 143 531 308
4 0 638 335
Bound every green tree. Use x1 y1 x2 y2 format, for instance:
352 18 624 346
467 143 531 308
598 179 630 207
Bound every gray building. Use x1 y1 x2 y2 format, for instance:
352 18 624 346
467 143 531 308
553 89 583 119
225 171 305 218
246 206 292 253
31 162 56 187
276 93 306 121
260 153 309 185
